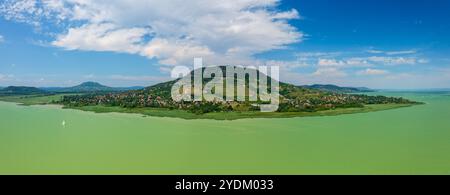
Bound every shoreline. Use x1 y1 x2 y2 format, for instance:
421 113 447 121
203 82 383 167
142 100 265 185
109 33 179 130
62 103 417 120
0 94 420 121
0 100 417 121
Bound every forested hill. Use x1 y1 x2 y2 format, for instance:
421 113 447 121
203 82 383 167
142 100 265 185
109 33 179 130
60 66 418 114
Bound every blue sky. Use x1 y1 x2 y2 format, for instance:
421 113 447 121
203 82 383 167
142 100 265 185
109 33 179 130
0 0 449 88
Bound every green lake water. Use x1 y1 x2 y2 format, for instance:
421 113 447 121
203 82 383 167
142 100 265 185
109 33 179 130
1 92 449 174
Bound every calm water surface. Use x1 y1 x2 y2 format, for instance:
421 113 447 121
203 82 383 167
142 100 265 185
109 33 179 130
0 92 449 174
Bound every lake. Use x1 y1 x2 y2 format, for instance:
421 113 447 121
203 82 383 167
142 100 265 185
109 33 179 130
1 91 449 174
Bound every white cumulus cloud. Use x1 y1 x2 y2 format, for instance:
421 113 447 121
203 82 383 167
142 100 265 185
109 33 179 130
1 0 303 66
52 23 150 54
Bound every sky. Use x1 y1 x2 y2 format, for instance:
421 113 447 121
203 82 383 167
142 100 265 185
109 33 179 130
0 0 449 89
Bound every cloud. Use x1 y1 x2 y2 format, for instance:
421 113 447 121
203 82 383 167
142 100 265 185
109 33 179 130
357 68 388 76
317 56 426 67
443 69 450 78
264 60 310 70
0 74 14 81
367 56 420 65
312 68 347 77
345 58 372 66
53 23 150 54
0 0 72 27
304 49 427 68
1 0 303 66
386 50 417 55
141 38 214 66
109 75 169 82
83 74 95 79
367 49 417 55
318 59 346 67
417 58 429 64
0 35 3 43
296 52 342 58
318 58 371 67
366 49 384 54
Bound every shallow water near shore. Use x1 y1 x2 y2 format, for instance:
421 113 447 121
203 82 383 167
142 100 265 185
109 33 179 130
1 91 449 174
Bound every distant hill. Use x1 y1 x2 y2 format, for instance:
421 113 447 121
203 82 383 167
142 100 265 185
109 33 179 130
303 84 375 93
0 86 48 95
59 82 114 93
43 82 144 93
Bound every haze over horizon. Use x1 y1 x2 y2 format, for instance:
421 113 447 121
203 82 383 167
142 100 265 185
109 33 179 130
1 0 449 89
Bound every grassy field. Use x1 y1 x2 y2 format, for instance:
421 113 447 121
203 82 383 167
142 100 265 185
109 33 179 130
0 94 415 120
